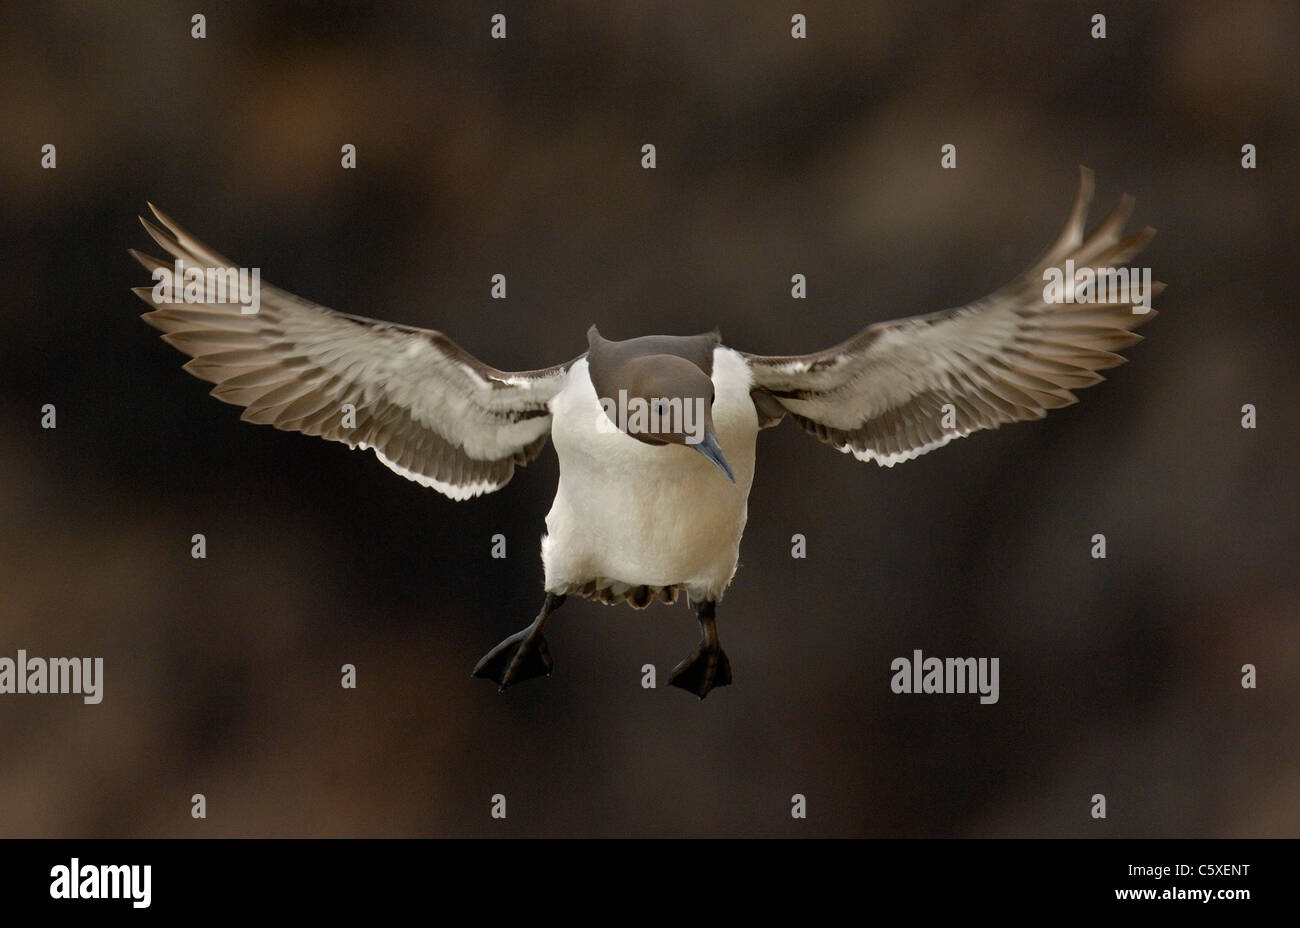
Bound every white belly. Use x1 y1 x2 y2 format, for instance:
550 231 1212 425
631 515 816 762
542 348 758 603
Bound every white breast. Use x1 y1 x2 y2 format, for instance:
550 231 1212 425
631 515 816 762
541 347 758 603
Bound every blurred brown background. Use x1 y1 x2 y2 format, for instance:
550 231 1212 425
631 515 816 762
1 1 1296 836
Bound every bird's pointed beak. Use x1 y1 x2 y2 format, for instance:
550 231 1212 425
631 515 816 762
691 429 735 483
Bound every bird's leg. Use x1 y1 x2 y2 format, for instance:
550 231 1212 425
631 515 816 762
669 598 732 699
472 592 566 692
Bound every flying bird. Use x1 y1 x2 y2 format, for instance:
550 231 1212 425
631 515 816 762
130 168 1160 699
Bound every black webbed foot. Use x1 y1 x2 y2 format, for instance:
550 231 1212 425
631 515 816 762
472 592 565 692
669 598 732 699
472 628 553 690
669 642 732 699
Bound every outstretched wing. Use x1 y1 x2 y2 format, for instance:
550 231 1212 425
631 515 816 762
742 168 1163 466
131 206 577 499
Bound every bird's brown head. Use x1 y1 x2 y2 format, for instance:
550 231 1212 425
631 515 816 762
587 327 734 482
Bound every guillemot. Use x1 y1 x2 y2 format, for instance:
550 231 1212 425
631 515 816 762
130 168 1159 698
